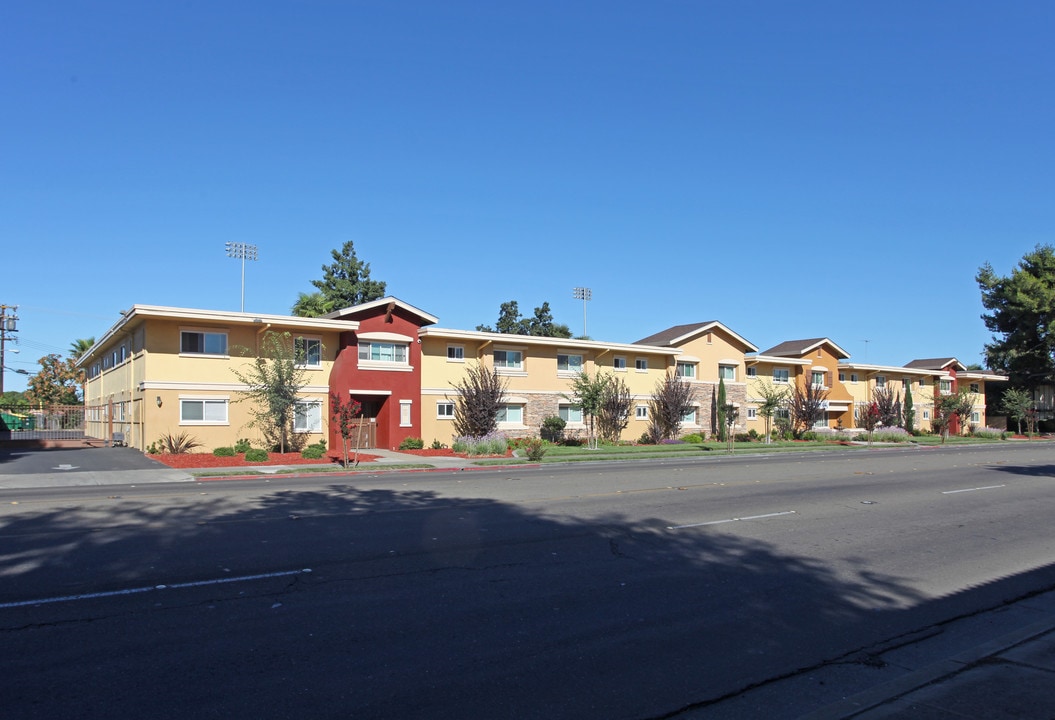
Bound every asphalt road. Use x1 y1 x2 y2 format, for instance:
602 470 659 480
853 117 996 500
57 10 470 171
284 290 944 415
1 444 1054 719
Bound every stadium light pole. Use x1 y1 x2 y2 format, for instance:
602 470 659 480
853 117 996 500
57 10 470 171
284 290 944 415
225 243 258 312
573 287 591 339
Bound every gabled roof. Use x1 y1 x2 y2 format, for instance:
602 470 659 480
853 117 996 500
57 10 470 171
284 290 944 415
760 338 850 360
904 357 965 372
634 321 758 352
325 296 439 326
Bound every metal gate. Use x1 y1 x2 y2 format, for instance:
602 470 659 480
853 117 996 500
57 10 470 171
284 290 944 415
0 405 86 444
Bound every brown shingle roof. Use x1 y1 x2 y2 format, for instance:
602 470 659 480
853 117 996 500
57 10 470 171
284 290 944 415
904 357 963 371
634 322 720 347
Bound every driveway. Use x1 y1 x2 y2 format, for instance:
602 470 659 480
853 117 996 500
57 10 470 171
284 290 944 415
0 447 192 489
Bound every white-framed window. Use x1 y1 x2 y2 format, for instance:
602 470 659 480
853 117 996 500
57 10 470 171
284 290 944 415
812 371 826 387
747 366 757 377
776 407 790 420
497 404 523 424
295 337 322 368
719 365 736 381
180 398 229 425
747 407 757 420
635 405 648 420
447 345 465 362
559 405 583 424
181 330 228 356
923 409 931 420
971 411 980 423
635 358 648 372
773 368 790 384
557 353 583 373
294 400 322 433
400 400 412 427
494 349 523 370
851 373 859 383
614 356 627 370
682 407 698 424
676 362 696 379
838 372 845 382
437 401 455 419
970 383 980 393
358 341 408 364
813 411 828 428
876 375 886 388
919 378 927 387
940 379 953 394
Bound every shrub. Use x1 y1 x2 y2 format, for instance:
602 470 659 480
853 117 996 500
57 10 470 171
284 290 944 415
452 432 507 456
971 427 1005 440
157 432 202 454
234 438 252 453
734 432 753 443
540 416 567 443
748 429 761 441
146 441 160 454
213 446 236 457
301 445 325 459
639 432 656 445
800 431 819 442
430 439 446 449
244 448 269 462
399 437 425 450
522 437 547 462
872 426 912 443
680 433 704 444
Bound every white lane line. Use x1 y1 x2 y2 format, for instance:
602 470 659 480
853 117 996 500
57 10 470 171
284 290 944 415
0 568 312 610
942 485 1006 495
668 511 796 530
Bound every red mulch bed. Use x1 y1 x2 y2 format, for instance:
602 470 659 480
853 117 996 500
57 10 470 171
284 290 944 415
148 452 381 469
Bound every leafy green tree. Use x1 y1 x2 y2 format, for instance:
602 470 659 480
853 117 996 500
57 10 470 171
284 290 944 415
26 354 82 405
977 245 1055 388
450 363 508 438
1000 387 1034 436
1 390 29 406
752 381 789 444
230 331 310 453
563 370 609 449
477 300 572 338
68 337 95 360
294 241 387 317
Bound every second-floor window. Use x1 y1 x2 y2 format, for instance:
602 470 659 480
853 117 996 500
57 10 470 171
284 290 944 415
773 369 789 384
812 371 826 387
940 379 953 394
295 338 322 367
181 330 228 356
358 341 408 363
719 365 736 381
676 362 696 379
876 376 886 388
494 349 523 370
557 354 583 372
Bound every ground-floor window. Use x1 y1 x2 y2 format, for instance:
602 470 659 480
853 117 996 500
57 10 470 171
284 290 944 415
437 402 455 419
559 405 583 424
497 404 523 424
294 400 322 433
180 398 228 424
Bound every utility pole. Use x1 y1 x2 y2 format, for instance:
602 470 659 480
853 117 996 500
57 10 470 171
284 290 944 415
573 287 591 339
1 305 19 396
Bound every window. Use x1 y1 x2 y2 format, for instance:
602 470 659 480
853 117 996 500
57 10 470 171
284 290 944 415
557 353 583 372
359 341 408 363
497 404 523 424
773 368 789 384
970 383 980 393
971 411 980 423
559 405 583 424
838 372 845 382
494 349 523 370
635 405 648 420
437 402 455 419
294 401 322 432
676 362 696 379
181 330 228 356
682 407 698 424
812 371 826 387
776 407 790 420
400 400 412 427
923 409 931 420
635 358 648 372
614 356 627 370
295 338 322 368
919 378 927 387
447 345 464 361
876 376 886 388
719 365 736 381
747 407 757 420
180 398 228 424
851 373 858 383
747 366 757 377
940 379 953 394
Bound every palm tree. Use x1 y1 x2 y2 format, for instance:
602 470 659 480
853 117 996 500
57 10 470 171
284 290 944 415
69 337 95 360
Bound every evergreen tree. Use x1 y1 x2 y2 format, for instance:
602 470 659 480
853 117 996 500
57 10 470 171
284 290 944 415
294 241 386 317
716 377 728 442
903 383 915 432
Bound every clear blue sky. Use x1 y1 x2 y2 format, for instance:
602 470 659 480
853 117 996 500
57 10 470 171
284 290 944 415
3 1 1053 392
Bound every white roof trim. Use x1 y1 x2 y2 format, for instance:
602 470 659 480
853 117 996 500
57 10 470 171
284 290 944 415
357 331 413 343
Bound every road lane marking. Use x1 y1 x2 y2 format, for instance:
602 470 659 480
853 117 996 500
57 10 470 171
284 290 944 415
668 511 796 529
942 485 1006 495
0 568 312 609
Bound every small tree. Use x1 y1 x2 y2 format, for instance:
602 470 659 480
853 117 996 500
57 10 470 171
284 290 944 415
230 331 310 454
873 387 900 427
903 383 915 433
753 380 790 445
859 402 881 445
563 370 609 449
950 388 975 434
715 377 728 442
648 371 697 441
450 363 508 438
331 393 363 468
788 374 829 437
1001 387 1033 436
596 374 632 443
724 403 738 453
